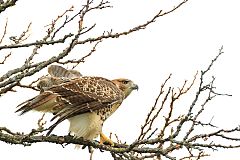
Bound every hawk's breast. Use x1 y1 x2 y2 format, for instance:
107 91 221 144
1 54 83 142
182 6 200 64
96 103 121 121
68 112 103 140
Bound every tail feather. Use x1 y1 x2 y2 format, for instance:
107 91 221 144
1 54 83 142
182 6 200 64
15 97 35 115
16 92 57 115
48 65 82 79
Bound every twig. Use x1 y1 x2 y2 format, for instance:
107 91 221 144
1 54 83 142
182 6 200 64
0 18 8 44
0 52 11 64
9 22 32 44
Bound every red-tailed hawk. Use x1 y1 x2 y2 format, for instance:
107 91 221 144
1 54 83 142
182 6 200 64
16 65 138 145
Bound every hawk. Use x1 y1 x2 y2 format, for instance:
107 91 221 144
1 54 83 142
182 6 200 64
16 65 138 145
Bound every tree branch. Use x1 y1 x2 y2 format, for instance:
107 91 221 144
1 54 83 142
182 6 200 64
0 0 18 13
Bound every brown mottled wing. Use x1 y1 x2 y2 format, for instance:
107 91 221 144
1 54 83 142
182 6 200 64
37 76 69 92
48 65 82 78
46 76 124 135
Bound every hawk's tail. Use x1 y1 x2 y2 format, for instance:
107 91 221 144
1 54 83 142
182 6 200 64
48 65 82 78
16 92 57 115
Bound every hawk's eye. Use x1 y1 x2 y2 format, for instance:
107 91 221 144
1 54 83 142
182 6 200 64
122 80 129 84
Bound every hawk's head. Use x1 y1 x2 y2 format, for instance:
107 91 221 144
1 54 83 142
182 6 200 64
112 78 138 98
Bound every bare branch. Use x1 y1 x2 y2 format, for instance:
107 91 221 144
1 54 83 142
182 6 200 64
0 0 18 13
138 74 172 141
77 0 189 45
9 22 32 44
0 18 8 44
0 52 11 64
0 33 73 50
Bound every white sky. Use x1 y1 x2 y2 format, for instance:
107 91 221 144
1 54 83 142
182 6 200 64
0 0 240 159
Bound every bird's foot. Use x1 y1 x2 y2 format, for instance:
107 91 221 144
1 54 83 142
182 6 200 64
100 132 114 146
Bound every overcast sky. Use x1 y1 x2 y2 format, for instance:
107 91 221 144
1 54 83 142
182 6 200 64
0 0 240 159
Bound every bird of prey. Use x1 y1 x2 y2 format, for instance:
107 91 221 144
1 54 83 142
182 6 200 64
16 65 138 145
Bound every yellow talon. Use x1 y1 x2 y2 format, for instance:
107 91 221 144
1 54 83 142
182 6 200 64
100 132 114 146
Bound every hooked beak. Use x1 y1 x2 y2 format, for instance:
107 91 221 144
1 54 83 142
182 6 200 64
132 83 139 91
